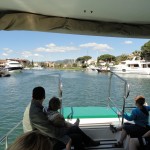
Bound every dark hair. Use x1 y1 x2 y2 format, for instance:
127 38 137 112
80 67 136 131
7 131 52 150
48 97 61 111
134 95 145 106
32 86 45 100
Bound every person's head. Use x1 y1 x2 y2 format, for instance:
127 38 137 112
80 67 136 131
7 131 52 150
32 86 45 101
134 95 145 106
48 97 61 111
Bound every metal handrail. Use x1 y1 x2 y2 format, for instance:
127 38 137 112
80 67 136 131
49 73 62 98
50 73 63 114
46 72 62 98
0 120 22 150
108 72 130 125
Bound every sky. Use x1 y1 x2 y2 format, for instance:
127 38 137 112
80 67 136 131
0 31 149 62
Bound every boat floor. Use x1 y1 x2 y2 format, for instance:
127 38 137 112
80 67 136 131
63 107 127 149
65 124 127 150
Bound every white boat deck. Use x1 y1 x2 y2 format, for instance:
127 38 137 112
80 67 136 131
64 124 126 150
84 124 127 150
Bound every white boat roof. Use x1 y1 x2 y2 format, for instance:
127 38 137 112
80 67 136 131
1 0 150 38
6 60 20 63
122 60 150 64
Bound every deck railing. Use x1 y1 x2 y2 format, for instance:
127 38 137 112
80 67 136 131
108 72 130 125
1 72 130 149
0 121 22 150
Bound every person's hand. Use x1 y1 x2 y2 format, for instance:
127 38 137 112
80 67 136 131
65 122 73 128
117 111 123 116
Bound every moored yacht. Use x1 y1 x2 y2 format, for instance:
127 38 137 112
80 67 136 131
110 57 150 75
32 65 43 70
5 60 23 73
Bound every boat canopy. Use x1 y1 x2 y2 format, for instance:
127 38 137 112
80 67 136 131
0 0 150 38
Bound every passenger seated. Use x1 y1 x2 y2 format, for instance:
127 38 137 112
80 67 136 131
7 130 52 150
47 97 80 128
29 86 99 150
47 96 100 150
29 86 71 150
110 95 150 148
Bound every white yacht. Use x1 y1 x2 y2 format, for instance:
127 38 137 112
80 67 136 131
32 66 43 70
5 60 23 73
110 57 150 75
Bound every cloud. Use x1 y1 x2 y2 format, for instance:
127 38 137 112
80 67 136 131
124 41 133 44
1 48 13 56
21 51 43 58
34 43 79 53
3 48 13 53
2 53 8 56
34 53 43 57
21 51 33 58
79 42 113 52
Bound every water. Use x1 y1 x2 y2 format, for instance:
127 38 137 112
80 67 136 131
0 69 150 148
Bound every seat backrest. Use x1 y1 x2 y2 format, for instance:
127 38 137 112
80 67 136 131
22 103 33 132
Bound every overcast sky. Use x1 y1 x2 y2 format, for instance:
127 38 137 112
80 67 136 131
0 31 149 61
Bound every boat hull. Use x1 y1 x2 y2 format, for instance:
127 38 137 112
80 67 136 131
6 67 23 73
110 68 150 75
5 60 23 73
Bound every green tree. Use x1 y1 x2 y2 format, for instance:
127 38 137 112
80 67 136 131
31 60 34 67
97 54 116 62
141 41 150 60
76 56 92 64
132 50 141 57
116 54 128 62
72 63 77 67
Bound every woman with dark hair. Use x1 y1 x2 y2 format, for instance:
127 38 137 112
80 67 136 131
110 95 150 147
7 131 52 150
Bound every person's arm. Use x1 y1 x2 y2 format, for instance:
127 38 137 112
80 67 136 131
123 110 135 121
65 121 73 128
53 115 66 127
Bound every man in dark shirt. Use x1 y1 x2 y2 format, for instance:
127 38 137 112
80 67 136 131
29 86 71 150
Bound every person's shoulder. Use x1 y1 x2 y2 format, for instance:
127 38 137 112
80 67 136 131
145 105 150 110
47 110 59 115
132 107 139 114
132 107 138 111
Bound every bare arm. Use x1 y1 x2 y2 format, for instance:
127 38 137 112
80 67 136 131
53 115 66 127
